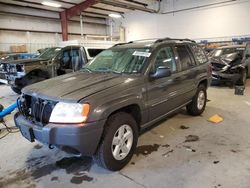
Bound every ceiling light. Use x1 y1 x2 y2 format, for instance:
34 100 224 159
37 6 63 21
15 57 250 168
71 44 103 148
41 1 61 8
109 13 122 18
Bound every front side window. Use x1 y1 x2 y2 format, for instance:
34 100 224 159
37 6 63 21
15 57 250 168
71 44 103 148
190 44 208 64
83 48 151 74
153 46 177 72
175 45 194 70
39 47 61 59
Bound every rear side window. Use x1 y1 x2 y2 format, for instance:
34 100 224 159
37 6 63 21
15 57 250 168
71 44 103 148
190 44 208 64
175 45 194 70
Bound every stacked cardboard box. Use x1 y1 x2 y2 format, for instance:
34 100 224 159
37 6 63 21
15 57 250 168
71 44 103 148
10 45 27 53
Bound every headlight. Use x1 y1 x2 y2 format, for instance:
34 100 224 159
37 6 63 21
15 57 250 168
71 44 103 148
16 64 25 72
49 102 90 124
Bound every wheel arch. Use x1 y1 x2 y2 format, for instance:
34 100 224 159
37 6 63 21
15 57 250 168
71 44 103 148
198 79 208 89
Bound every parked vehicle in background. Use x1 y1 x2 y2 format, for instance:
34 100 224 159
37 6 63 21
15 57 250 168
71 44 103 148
0 53 38 84
0 45 105 93
15 38 211 171
210 45 250 85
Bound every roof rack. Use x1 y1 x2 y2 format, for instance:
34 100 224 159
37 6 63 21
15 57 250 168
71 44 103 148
129 38 158 43
112 41 133 47
155 38 196 43
112 39 157 47
112 37 196 47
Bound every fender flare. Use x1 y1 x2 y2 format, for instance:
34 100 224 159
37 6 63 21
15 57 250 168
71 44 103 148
86 94 145 122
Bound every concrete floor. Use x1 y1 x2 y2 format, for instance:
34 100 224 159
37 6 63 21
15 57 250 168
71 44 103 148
1 82 250 188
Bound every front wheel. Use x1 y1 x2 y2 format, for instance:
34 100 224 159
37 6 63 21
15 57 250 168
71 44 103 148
186 85 207 116
94 112 138 171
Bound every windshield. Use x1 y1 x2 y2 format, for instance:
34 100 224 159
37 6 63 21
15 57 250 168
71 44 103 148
39 47 61 59
210 47 245 57
83 48 151 74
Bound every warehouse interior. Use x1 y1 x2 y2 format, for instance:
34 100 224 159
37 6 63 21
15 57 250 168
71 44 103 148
1 0 250 188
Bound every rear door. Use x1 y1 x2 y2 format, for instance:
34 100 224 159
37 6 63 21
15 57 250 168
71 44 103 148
173 44 198 103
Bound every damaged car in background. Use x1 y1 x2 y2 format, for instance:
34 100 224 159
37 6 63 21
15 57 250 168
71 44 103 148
15 38 211 171
0 46 105 94
210 44 250 85
0 53 38 84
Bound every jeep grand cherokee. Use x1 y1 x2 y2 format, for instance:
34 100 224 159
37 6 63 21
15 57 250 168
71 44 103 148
15 38 211 171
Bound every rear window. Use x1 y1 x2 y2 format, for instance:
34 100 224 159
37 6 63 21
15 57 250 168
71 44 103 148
190 44 208 64
87 49 105 58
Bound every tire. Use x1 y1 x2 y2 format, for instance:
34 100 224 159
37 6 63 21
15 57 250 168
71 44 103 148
238 69 247 85
94 112 138 171
11 86 21 94
186 84 207 116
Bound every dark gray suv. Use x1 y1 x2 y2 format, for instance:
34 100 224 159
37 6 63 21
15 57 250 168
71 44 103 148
15 38 211 171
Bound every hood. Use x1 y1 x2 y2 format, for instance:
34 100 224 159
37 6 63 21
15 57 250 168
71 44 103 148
211 52 242 65
23 72 135 102
2 58 47 65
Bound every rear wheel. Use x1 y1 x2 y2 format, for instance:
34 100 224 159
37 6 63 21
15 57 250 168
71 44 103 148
94 112 138 171
240 69 247 85
186 85 207 116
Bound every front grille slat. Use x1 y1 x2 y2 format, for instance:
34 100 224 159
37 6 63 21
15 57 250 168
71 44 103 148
19 95 55 126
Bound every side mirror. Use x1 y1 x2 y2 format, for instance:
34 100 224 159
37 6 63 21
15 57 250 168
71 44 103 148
245 54 250 59
150 66 172 80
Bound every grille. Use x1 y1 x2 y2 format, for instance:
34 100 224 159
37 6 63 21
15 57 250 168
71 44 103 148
211 63 225 71
4 63 16 73
0 73 5 79
18 95 56 126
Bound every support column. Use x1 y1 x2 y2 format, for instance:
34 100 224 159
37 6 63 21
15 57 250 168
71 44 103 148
60 11 68 41
59 0 99 41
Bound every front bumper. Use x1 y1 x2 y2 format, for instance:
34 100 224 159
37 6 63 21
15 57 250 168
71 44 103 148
14 113 106 156
212 71 241 82
0 72 7 84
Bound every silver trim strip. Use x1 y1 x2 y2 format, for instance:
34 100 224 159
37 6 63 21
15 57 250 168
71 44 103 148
141 100 192 129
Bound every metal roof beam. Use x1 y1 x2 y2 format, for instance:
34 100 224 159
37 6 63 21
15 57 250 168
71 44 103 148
60 0 100 41
65 0 100 19
100 0 156 13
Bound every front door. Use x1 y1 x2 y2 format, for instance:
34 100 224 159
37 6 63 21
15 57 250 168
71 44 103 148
146 45 183 121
